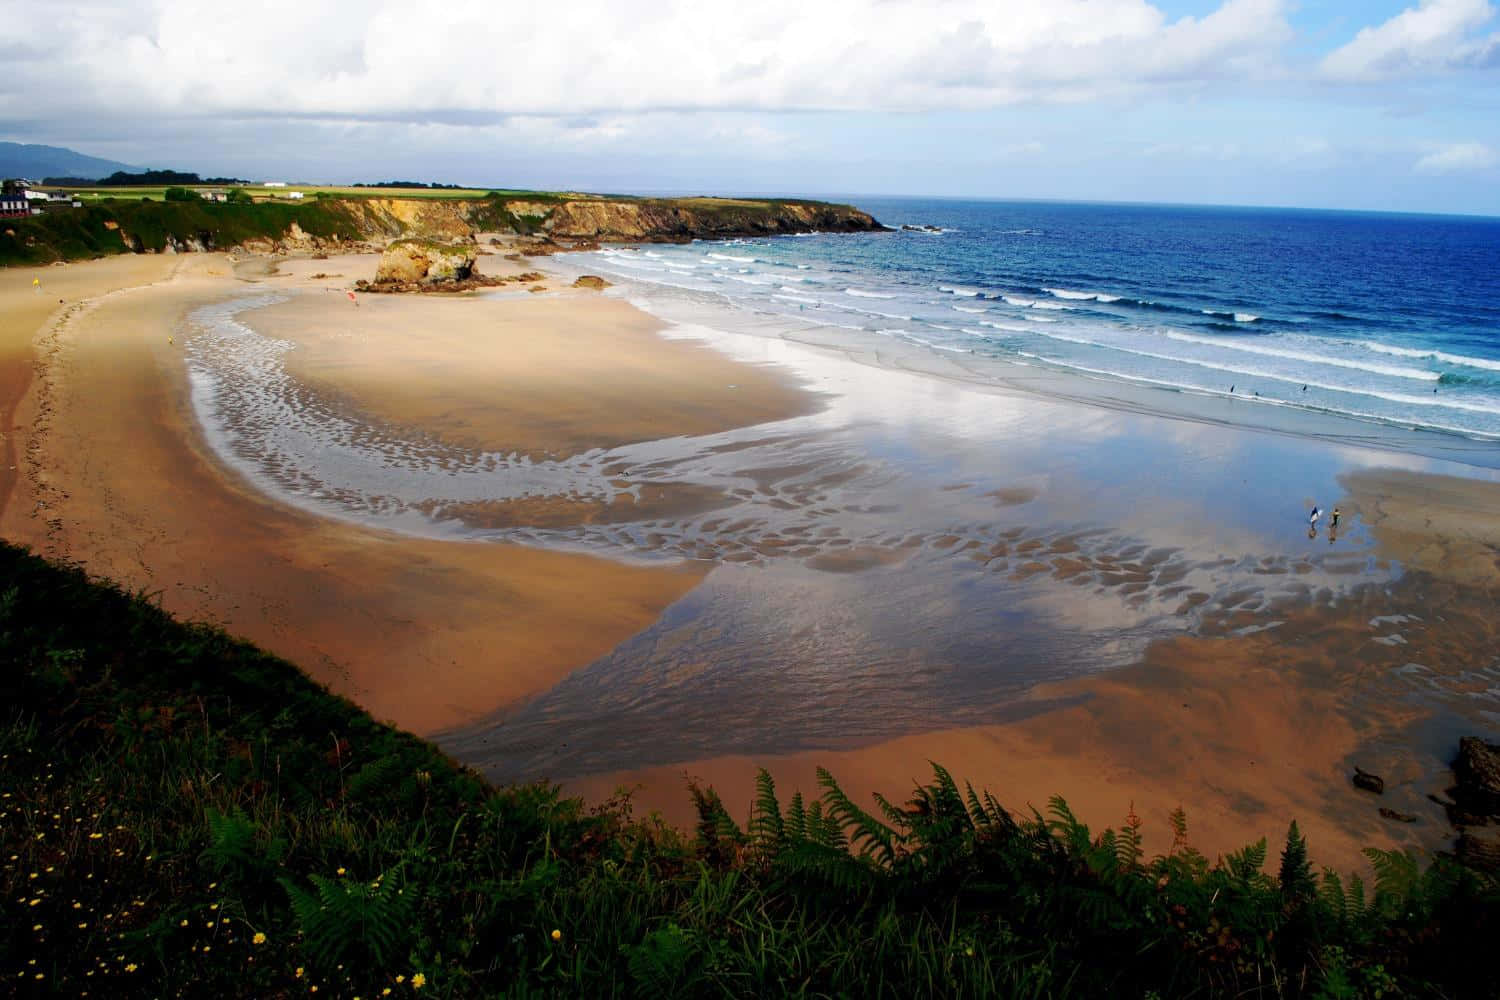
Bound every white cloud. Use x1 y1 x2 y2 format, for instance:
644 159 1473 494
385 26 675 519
1414 141 1498 172
0 0 1293 123
1321 0 1500 82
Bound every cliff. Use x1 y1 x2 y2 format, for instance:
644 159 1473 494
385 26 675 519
0 192 882 265
540 197 880 241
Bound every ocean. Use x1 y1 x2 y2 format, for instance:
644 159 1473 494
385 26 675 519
575 198 1500 443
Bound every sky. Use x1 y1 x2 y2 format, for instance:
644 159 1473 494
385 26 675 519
2 0 1498 214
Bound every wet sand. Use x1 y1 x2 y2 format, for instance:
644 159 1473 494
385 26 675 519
3 249 1498 877
567 566 1499 873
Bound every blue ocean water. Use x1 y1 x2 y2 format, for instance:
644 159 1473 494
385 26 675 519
578 198 1500 441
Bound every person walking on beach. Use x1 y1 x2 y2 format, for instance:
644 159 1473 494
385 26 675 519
1330 506 1341 529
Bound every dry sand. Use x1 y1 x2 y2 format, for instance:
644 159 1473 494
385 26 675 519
254 257 817 459
0 252 804 735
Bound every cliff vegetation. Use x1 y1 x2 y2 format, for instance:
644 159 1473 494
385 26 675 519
0 191 881 266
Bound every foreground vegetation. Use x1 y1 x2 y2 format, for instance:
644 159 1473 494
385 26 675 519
2 541 1496 997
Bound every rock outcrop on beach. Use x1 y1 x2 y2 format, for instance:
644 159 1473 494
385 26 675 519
572 275 611 290
356 242 543 294
373 239 476 283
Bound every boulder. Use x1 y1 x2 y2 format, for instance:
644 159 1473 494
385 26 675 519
572 275 611 290
1452 736 1500 817
374 239 476 284
1456 831 1500 873
1352 766 1385 795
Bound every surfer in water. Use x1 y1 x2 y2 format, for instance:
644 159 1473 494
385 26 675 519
1308 505 1322 539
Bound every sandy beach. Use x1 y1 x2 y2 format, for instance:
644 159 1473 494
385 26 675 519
0 253 805 734
3 246 1498 874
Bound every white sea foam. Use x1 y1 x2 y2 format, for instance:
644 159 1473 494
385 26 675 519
1029 301 1071 311
1368 342 1500 374
978 321 1031 333
1027 334 1500 415
1163 331 1439 381
938 285 982 297
1044 287 1103 301
845 288 900 299
1201 308 1260 323
1002 296 1034 307
952 305 986 314
706 252 756 263
1095 294 1123 303
773 293 819 306
1024 315 1058 323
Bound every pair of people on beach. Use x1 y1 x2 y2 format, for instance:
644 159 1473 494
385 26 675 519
1308 504 1341 539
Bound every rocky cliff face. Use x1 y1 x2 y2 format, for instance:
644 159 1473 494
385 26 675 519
345 199 476 241
541 199 880 241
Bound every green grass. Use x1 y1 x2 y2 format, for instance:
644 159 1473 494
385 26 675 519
0 199 366 265
2 540 1496 997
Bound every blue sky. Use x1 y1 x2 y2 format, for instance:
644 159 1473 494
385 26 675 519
1 0 1496 214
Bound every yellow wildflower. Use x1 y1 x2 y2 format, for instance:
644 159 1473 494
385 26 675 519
253 932 266 945
296 967 305 978
336 867 346 876
551 928 562 941
125 964 138 973
412 973 426 989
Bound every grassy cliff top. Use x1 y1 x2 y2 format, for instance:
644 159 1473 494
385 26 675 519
2 540 1496 997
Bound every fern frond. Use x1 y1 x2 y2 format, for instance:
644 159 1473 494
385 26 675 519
817 767 896 866
1320 868 1347 923
786 791 807 843
747 769 784 851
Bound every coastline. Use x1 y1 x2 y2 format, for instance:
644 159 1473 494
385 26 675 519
2 244 1498 876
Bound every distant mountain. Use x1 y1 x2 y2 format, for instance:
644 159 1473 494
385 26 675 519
0 142 138 181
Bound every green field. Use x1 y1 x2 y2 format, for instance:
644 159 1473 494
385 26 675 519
55 185 496 202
